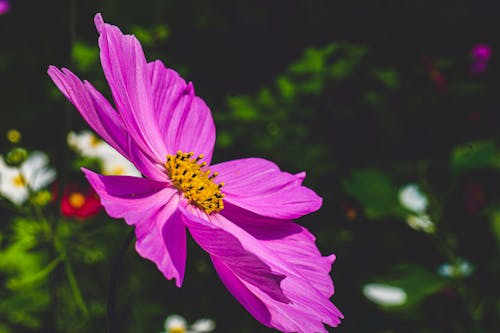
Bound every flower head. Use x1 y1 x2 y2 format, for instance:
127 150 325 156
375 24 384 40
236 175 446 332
48 13 342 332
362 283 407 307
162 314 215 333
68 130 141 177
398 184 428 214
60 183 102 219
0 151 56 205
470 44 492 74
0 0 10 15
471 44 492 62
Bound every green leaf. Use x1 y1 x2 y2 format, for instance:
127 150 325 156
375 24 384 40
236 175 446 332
71 41 99 72
342 169 404 219
450 140 500 175
372 68 399 90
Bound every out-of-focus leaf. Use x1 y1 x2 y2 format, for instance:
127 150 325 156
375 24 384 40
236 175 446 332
227 96 260 121
490 207 500 249
276 75 295 100
0 289 49 329
451 141 500 175
7 255 62 290
71 41 98 72
342 169 404 219
372 68 399 90
131 24 170 47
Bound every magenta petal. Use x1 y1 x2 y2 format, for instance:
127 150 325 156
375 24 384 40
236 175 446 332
94 13 166 162
161 208 187 286
135 197 186 286
47 66 128 159
82 168 171 224
211 256 331 332
148 60 216 163
211 256 272 327
179 206 289 303
83 168 186 285
222 203 335 298
186 208 341 332
47 66 165 180
0 0 10 15
212 158 322 219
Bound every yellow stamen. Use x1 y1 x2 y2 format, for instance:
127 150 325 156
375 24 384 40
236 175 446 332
111 166 125 175
6 129 21 143
169 328 186 333
69 192 86 209
89 134 101 147
165 150 224 214
12 174 26 187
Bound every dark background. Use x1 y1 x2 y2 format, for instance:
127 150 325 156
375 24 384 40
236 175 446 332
1 1 499 332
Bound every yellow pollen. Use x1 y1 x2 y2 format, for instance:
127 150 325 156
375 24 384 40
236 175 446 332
169 328 186 333
69 192 86 209
89 134 101 147
165 150 224 214
112 166 125 175
12 174 26 187
6 129 21 143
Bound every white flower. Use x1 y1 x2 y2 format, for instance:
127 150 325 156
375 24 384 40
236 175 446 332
437 260 474 278
398 184 428 214
162 314 215 333
68 130 140 176
68 130 109 158
0 152 56 205
362 283 407 307
100 147 141 177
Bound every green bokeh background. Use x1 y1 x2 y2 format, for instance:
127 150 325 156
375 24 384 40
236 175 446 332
0 1 499 332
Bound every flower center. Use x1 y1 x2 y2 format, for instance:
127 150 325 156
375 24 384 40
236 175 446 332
69 192 86 209
12 174 26 187
165 151 224 214
89 133 101 147
169 328 186 333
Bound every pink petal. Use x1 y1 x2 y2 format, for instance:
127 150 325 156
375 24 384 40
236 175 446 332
179 205 289 303
148 60 216 163
94 13 166 162
211 158 322 220
83 168 186 285
211 256 272 327
135 198 187 286
222 203 335 298
47 66 128 159
82 168 171 224
47 66 165 180
0 0 10 15
182 207 342 332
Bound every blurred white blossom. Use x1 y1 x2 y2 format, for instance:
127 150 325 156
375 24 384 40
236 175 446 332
68 130 109 158
437 260 474 278
162 314 215 333
68 130 140 177
399 184 428 214
362 283 407 306
0 151 56 205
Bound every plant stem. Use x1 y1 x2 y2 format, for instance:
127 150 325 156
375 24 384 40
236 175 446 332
107 229 135 333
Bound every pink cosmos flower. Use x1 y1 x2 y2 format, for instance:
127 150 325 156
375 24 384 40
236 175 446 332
48 13 342 332
0 0 10 15
470 44 492 75
471 44 492 62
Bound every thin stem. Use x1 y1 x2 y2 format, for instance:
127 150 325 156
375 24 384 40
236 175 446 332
107 229 135 333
